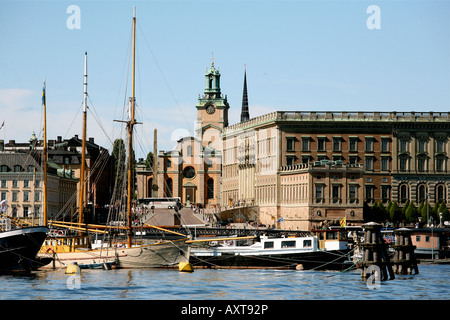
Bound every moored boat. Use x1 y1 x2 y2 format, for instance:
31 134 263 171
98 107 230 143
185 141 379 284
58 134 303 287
190 229 352 270
0 225 49 272
36 8 191 269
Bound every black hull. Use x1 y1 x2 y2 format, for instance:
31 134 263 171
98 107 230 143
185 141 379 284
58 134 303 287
0 226 49 272
190 249 352 270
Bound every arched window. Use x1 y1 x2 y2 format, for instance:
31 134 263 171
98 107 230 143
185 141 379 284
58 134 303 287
207 179 214 200
399 184 409 204
165 178 173 197
436 184 446 204
417 184 427 203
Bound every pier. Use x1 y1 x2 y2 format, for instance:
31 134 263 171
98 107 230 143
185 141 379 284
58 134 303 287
392 228 419 275
137 225 310 239
360 222 395 281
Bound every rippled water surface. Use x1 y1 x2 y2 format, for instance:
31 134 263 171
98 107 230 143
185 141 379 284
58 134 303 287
0 264 448 300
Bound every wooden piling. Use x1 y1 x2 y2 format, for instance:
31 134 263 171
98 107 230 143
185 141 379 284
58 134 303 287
360 222 395 281
392 228 419 275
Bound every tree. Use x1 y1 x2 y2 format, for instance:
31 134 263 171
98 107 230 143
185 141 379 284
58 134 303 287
438 202 449 224
370 202 387 223
112 138 126 194
402 200 410 216
111 138 138 200
389 201 402 224
405 201 418 223
420 201 433 225
145 151 154 169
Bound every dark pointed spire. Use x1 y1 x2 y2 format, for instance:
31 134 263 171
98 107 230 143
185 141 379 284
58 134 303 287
240 66 249 122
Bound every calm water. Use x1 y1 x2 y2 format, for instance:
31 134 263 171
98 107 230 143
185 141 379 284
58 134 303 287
0 264 449 301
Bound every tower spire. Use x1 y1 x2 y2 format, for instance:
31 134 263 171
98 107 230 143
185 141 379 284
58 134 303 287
240 66 249 122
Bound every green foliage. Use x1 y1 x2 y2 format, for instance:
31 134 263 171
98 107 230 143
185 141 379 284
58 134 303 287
389 201 403 223
420 201 433 224
405 201 418 223
145 151 154 169
438 202 449 222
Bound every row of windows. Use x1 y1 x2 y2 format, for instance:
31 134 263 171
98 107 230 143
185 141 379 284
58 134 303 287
288 154 448 172
315 185 365 204
287 137 447 156
0 165 37 173
398 139 447 153
163 178 215 200
287 136 391 153
286 154 390 171
315 184 448 204
0 179 41 188
315 184 393 204
1 191 41 202
398 184 447 204
8 205 41 218
397 157 447 172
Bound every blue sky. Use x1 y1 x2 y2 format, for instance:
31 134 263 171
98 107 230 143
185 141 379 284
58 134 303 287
0 0 449 159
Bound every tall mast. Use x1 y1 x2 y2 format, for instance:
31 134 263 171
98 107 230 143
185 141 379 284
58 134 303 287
127 7 136 247
79 52 88 229
42 79 48 226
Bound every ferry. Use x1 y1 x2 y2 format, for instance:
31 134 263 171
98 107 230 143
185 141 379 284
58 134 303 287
190 229 352 270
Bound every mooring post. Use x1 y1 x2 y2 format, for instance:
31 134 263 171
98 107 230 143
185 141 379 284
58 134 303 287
360 222 395 281
392 228 419 275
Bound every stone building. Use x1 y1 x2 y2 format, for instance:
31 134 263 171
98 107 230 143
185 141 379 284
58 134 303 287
221 111 449 230
136 63 450 230
137 61 229 208
0 133 114 221
0 151 78 222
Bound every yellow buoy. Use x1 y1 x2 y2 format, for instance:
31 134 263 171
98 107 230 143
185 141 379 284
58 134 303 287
295 264 304 271
179 262 194 273
65 262 81 275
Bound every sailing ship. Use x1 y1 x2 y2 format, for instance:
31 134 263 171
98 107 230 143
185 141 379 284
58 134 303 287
0 210 49 272
190 229 353 270
37 8 190 269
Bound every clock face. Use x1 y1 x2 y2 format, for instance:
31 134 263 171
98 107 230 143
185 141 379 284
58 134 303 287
206 105 215 114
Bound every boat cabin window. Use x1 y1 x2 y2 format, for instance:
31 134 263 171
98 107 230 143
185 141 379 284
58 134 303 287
264 241 274 249
326 231 338 240
303 239 312 247
281 240 296 248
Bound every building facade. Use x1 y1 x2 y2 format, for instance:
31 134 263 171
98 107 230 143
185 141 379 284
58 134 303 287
136 63 450 230
137 61 228 208
221 111 449 230
0 133 113 222
0 152 78 222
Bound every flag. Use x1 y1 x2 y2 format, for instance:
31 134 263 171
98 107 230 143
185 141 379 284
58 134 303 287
0 121 4 130
340 217 346 228
41 81 46 105
0 200 7 213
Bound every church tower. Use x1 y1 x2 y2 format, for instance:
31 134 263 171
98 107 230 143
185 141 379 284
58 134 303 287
195 59 230 148
240 68 250 122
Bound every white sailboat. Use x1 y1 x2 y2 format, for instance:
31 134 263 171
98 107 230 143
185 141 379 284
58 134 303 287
37 9 190 269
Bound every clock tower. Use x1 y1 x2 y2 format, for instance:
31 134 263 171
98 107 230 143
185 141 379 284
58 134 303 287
195 60 229 148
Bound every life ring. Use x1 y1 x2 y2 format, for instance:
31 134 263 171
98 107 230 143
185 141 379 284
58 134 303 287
57 230 64 236
46 247 55 253
387 238 392 243
226 240 233 246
